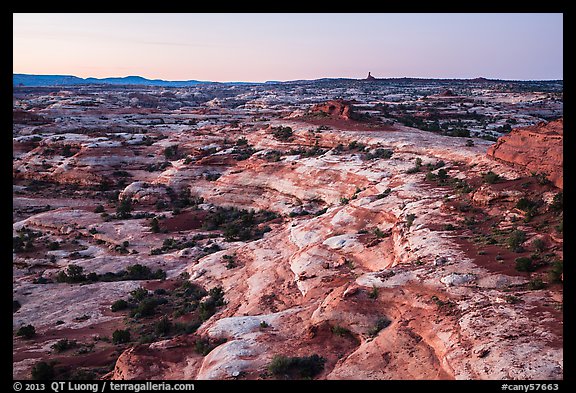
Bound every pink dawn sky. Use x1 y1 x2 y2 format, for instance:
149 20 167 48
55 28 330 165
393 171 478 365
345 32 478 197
13 13 563 82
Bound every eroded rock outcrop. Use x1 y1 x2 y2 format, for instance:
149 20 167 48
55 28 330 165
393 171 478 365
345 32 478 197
487 119 563 188
310 99 356 120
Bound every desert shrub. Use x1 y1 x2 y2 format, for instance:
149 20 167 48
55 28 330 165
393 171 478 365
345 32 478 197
465 139 474 147
548 260 563 283
368 317 392 337
271 126 294 141
483 171 501 184
130 287 149 302
331 325 352 337
112 329 131 344
111 299 128 312
508 230 526 252
222 254 237 269
406 158 422 174
375 188 391 199
51 339 77 353
532 238 546 253
368 286 379 299
236 137 248 146
94 205 105 213
115 197 133 219
268 354 326 379
437 168 449 180
149 217 160 233
193 336 226 356
155 316 172 336
515 257 535 272
31 361 54 380
131 298 158 318
365 148 393 160
16 324 36 339
528 278 545 290
47 241 60 250
204 173 221 181
164 145 178 159
67 369 97 380
198 286 226 321
549 192 563 213
406 214 416 229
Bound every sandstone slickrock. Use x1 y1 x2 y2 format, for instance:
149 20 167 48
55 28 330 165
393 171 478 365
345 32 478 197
487 119 563 188
13 82 563 381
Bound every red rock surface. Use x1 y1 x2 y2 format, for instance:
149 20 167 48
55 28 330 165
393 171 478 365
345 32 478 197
487 119 563 188
310 99 356 120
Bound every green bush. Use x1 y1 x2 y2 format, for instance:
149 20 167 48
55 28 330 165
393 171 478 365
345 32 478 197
268 354 326 379
272 126 294 141
548 260 563 283
532 238 546 253
56 264 87 284
483 171 501 184
131 298 158 318
155 316 172 336
51 339 77 353
331 325 352 337
368 317 392 337
199 286 226 321
549 192 562 213
406 214 416 229
130 287 149 302
515 257 535 272
368 286 379 299
16 324 36 339
31 361 54 380
111 299 128 312
112 329 131 344
508 230 526 252
375 188 391 199
528 278 545 290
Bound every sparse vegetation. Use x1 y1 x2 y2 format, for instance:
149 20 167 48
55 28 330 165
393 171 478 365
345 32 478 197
51 339 77 353
271 126 294 141
368 316 392 337
368 286 379 299
201 206 278 242
222 254 237 269
268 354 326 379
515 257 535 272
508 230 526 252
483 171 501 184
16 324 36 339
149 217 160 233
548 260 563 283
331 325 352 337
112 329 131 344
528 278 545 290
406 214 416 229
31 361 55 380
111 299 129 312
198 286 226 321
375 188 391 199
406 157 423 173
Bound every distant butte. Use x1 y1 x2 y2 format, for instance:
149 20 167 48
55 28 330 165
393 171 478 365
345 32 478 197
366 72 376 80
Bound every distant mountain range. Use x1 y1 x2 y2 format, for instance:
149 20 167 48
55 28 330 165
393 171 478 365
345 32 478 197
13 73 562 88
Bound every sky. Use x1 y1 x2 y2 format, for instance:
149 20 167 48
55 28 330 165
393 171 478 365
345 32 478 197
13 13 563 82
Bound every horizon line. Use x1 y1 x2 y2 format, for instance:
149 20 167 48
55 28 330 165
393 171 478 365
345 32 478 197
12 72 564 84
